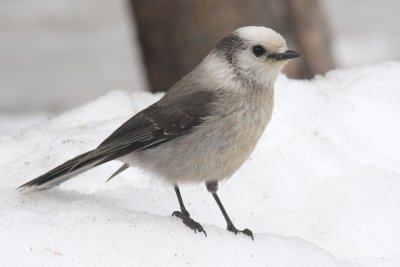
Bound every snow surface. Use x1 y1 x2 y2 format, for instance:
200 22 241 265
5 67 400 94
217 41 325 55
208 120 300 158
1 62 400 267
0 112 49 135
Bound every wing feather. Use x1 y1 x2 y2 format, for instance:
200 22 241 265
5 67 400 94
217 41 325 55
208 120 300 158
72 91 216 169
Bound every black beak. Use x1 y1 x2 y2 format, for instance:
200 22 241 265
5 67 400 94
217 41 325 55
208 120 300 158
268 50 301 61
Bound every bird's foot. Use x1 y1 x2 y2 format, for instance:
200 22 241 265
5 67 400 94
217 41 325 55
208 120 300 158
227 224 254 241
172 211 207 237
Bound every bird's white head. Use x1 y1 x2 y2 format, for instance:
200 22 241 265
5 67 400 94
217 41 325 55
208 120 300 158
207 26 300 89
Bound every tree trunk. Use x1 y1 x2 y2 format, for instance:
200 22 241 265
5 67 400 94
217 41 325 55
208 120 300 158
130 0 335 92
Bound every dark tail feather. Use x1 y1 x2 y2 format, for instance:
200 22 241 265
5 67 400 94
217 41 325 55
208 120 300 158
106 163 129 183
18 150 104 191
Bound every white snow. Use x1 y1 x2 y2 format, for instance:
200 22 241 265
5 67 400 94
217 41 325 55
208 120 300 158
0 112 49 134
1 62 400 267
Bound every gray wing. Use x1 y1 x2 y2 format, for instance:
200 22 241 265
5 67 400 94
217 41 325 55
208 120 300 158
18 90 216 190
73 90 216 169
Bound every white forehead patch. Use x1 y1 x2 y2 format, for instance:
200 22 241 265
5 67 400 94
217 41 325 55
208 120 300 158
235 26 287 51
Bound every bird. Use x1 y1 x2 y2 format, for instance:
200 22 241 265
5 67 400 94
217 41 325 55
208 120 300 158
19 26 300 240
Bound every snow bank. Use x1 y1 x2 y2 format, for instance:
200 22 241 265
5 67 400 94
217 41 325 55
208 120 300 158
1 62 400 267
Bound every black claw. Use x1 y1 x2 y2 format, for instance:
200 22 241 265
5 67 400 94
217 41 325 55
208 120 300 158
172 211 207 237
172 211 183 218
242 228 254 241
227 224 254 240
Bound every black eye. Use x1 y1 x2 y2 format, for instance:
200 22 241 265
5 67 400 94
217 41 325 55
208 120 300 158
252 45 266 57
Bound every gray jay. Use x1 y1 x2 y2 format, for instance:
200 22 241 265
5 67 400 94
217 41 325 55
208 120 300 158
19 26 300 240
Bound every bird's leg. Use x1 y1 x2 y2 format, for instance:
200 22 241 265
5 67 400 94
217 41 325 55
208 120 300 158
206 181 254 240
172 184 206 236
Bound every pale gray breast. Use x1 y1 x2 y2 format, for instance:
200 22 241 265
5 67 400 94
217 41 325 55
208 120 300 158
128 86 274 184
203 86 274 180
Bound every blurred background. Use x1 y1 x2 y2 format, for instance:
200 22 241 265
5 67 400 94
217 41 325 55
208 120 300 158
0 0 399 133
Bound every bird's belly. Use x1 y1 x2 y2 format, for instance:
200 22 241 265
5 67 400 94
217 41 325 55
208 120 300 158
123 100 272 184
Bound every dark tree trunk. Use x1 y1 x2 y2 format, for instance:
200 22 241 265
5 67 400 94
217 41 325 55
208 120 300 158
130 0 335 92
286 0 335 78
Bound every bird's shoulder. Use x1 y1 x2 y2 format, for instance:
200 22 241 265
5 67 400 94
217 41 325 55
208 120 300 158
98 90 217 148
